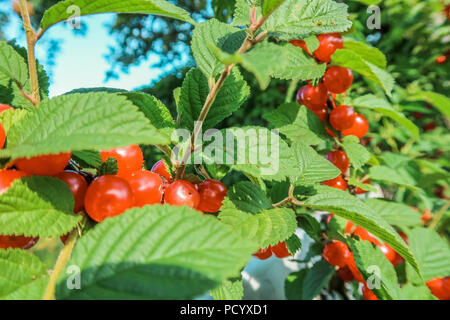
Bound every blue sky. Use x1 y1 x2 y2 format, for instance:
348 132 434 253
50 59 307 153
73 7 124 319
3 3 184 97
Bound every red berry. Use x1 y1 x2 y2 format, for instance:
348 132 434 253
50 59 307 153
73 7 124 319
101 145 143 178
353 227 381 245
84 175 134 222
322 241 352 267
329 105 356 131
253 247 272 260
0 235 38 250
298 82 328 110
314 33 343 63
290 39 311 55
15 152 72 176
423 122 436 132
362 284 378 300
323 66 353 94
341 114 369 138
435 55 447 64
164 180 200 209
347 255 365 283
0 169 28 195
337 266 354 282
312 107 328 123
392 253 404 267
0 104 12 113
56 171 88 213
271 241 291 258
378 243 396 263
421 211 432 223
426 277 450 300
327 150 349 174
151 160 173 182
323 175 348 191
412 112 424 120
355 179 371 194
196 179 227 213
0 123 5 149
124 170 164 207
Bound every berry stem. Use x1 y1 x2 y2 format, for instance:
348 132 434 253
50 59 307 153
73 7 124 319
18 0 40 105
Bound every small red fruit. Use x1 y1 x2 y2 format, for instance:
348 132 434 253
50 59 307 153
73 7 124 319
253 247 272 260
84 175 134 222
271 241 291 258
378 243 396 263
323 175 348 191
329 105 356 131
312 107 328 123
423 122 436 132
314 33 343 63
347 255 365 283
362 284 378 300
124 170 164 207
426 277 450 300
196 179 227 213
323 66 353 94
341 114 369 138
0 235 38 250
355 179 371 194
100 145 143 178
56 171 88 213
421 211 432 223
290 39 311 56
0 169 28 194
298 82 328 110
322 241 353 267
164 180 200 209
15 152 72 176
353 227 381 245
337 266 354 282
435 55 447 64
151 160 173 182
327 150 349 174
0 123 5 149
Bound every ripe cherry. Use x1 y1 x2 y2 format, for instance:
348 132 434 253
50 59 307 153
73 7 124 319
347 255 365 283
327 150 349 174
323 66 353 94
253 247 272 260
100 145 143 178
56 171 88 213
362 284 378 300
342 114 369 138
337 266 354 282
0 235 38 250
322 241 352 267
164 180 200 209
290 39 311 56
423 122 436 132
271 241 291 258
435 55 447 64
355 179 371 194
329 105 356 131
196 179 227 213
151 159 173 182
84 175 134 223
314 33 343 63
0 123 5 149
421 211 432 223
124 170 164 207
0 169 28 194
323 175 348 191
426 277 450 300
378 243 396 263
298 82 328 110
312 107 328 123
0 104 13 113
15 152 72 176
353 227 381 245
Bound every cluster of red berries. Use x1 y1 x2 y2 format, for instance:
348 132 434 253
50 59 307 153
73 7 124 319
0 104 227 249
253 241 291 260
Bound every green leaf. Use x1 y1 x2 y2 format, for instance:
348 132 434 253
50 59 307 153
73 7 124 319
0 176 81 238
304 186 422 277
341 135 371 170
405 228 450 283
298 214 321 241
398 284 437 300
210 279 244 300
263 0 352 41
192 19 241 78
40 0 194 33
227 181 272 214
178 68 250 131
409 90 450 117
351 94 419 139
0 41 28 88
262 0 286 16
291 142 340 185
97 158 119 176
263 103 327 145
285 233 302 255
332 49 394 96
72 150 102 169
0 92 170 160
56 205 256 299
0 249 48 300
303 35 319 53
343 39 387 68
285 260 334 300
0 108 27 134
365 199 422 228
219 207 297 249
347 238 399 300
369 166 419 191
